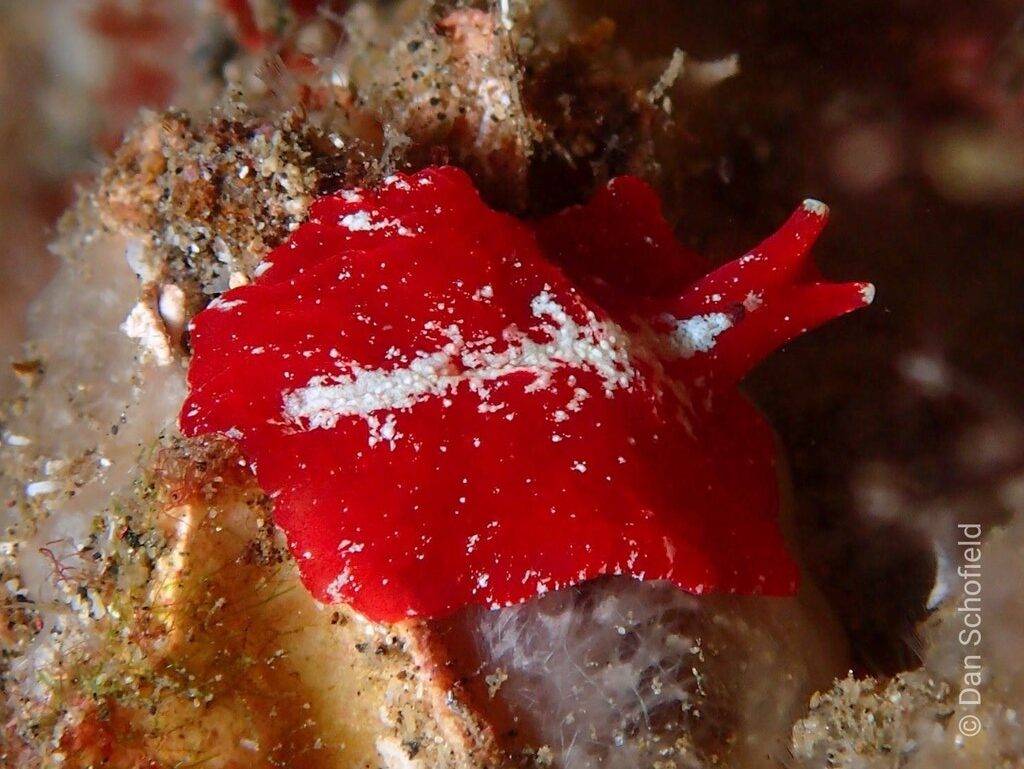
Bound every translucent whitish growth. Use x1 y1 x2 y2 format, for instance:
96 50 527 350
466 576 844 769
3 237 185 596
1 234 186 725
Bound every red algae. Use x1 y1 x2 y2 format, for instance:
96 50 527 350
180 166 872 622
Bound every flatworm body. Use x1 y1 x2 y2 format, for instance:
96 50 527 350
180 167 873 622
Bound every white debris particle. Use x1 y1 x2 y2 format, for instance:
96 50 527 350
743 291 764 312
663 312 734 359
571 461 587 473
567 387 590 412
686 53 741 87
383 175 411 191
207 296 246 311
376 736 420 769
339 210 411 237
121 300 174 366
648 48 686 107
325 569 354 602
158 284 187 337
860 283 876 304
4 433 31 447
366 413 402 450
485 667 509 698
472 284 495 301
25 480 60 497
228 271 250 289
927 544 953 610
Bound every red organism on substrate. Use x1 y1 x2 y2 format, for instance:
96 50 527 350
180 166 873 622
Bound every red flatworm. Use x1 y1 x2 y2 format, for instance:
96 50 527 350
180 166 873 622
